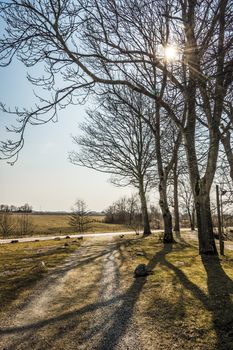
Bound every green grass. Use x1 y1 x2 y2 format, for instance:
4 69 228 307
0 239 80 315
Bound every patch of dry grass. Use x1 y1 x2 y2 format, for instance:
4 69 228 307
0 239 80 315
117 233 233 350
2 233 233 349
1 214 130 237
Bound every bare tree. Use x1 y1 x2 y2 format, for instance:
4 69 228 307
111 87 182 242
0 209 16 237
172 155 180 234
69 199 92 233
69 92 155 236
104 197 128 224
0 0 232 254
17 209 34 236
179 175 196 231
149 205 162 230
104 194 143 233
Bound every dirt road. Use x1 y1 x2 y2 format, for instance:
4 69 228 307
0 237 142 350
1 233 233 350
0 231 139 245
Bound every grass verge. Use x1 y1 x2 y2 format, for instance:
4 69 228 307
117 234 233 350
0 238 80 316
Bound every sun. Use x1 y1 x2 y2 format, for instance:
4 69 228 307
163 46 178 61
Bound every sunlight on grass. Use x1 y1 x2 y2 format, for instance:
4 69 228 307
0 239 80 315
0 214 131 237
119 234 233 350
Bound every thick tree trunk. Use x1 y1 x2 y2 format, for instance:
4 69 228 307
191 207 195 230
159 178 174 243
138 182 151 236
221 132 233 181
173 159 180 233
194 181 217 255
163 209 173 243
188 206 196 230
181 0 225 255
184 128 218 255
154 104 175 244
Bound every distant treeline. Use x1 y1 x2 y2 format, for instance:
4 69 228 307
0 204 32 213
32 211 105 216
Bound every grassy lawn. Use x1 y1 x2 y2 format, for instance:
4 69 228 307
0 238 80 316
118 234 233 350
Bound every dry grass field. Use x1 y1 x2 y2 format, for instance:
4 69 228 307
0 213 131 238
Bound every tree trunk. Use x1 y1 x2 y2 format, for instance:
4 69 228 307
181 0 219 255
194 180 217 255
221 131 233 181
138 182 151 236
159 177 174 243
173 159 180 233
191 206 195 230
154 104 174 244
184 129 218 255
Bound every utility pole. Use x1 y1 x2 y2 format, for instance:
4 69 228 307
216 185 224 255
221 190 227 237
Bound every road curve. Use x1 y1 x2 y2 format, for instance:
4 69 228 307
1 229 233 251
0 230 148 245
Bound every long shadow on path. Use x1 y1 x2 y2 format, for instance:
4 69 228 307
0 238 148 350
94 243 173 350
5 239 231 350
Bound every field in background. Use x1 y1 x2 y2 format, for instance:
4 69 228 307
0 214 131 238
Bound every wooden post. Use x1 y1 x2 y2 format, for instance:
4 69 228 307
216 185 224 255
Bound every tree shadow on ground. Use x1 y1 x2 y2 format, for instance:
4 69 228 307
3 238 232 350
159 244 233 350
201 255 233 350
0 239 171 350
94 243 173 350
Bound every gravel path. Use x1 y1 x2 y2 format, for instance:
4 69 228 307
85 245 142 350
0 237 142 350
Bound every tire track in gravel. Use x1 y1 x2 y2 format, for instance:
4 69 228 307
0 237 144 350
0 240 103 349
79 239 143 350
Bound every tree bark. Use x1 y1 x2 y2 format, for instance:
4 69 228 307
194 180 217 254
138 181 151 236
181 0 220 255
191 207 195 230
188 206 196 230
159 177 174 243
154 102 174 243
184 130 218 254
173 159 180 234
221 131 233 182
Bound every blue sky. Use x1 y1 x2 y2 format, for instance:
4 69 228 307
0 61 134 212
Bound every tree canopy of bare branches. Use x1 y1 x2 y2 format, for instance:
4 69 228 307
0 0 232 254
